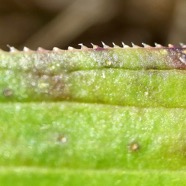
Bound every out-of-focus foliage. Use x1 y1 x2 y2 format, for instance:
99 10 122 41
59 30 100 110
0 0 185 50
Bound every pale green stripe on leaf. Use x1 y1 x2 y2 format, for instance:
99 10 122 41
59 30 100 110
0 102 185 169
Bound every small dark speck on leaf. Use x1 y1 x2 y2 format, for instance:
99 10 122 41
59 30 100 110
128 142 140 152
57 135 67 144
3 88 13 97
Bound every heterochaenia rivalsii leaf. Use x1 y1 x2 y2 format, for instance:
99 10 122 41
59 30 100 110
0 44 186 185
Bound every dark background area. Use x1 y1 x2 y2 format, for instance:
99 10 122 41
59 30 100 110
0 0 185 50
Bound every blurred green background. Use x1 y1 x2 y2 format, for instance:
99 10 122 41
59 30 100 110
0 0 185 50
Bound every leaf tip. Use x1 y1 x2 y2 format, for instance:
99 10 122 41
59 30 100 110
142 43 152 48
78 43 88 50
101 41 110 49
122 42 130 48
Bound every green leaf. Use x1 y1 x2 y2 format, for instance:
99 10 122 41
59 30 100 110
0 45 186 185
